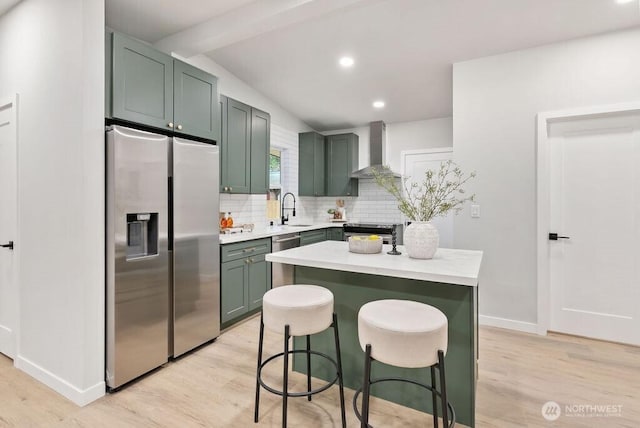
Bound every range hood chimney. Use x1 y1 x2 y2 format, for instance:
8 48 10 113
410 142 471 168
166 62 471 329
350 121 401 178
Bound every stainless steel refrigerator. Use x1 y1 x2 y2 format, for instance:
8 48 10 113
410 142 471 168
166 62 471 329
106 125 220 389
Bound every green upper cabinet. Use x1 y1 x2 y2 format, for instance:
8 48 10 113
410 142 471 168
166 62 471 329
326 133 359 196
108 32 219 141
221 98 251 194
250 108 270 194
219 96 270 195
298 132 326 196
173 60 219 141
111 32 174 130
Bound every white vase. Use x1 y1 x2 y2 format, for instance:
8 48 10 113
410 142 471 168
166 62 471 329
404 221 439 259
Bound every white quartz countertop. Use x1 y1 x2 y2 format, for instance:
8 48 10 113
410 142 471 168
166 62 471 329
219 222 342 244
265 241 482 287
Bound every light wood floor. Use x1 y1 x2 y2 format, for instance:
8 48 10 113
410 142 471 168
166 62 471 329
1 316 639 427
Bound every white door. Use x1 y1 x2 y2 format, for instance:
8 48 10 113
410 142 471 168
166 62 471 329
0 95 18 359
548 111 640 345
402 149 454 248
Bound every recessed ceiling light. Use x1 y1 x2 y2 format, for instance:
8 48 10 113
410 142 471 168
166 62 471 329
339 57 354 68
373 101 385 108
616 0 635 4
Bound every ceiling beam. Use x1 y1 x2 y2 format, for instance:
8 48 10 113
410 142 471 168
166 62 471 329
153 0 377 57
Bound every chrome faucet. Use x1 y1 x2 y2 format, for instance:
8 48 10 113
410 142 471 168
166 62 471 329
281 192 296 225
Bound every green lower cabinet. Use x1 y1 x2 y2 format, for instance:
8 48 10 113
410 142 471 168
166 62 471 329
327 227 344 241
300 229 327 246
220 258 248 323
220 238 272 326
248 254 271 311
292 266 478 427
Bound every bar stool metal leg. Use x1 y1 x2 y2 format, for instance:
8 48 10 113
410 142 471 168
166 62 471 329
438 350 448 428
361 344 372 428
283 324 290 428
332 313 347 428
430 366 439 428
306 335 312 401
254 315 265 423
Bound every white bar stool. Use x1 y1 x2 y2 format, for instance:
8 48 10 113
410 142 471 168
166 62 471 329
353 299 455 427
254 284 346 428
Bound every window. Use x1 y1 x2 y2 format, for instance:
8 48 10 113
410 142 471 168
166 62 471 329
269 148 281 189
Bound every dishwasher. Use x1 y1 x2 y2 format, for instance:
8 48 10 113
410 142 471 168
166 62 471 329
271 233 301 287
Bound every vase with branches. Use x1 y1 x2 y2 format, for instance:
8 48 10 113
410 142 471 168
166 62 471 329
372 160 476 258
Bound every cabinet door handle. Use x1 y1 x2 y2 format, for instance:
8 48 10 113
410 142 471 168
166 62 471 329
177 124 183 131
243 247 256 253
168 122 174 128
1 241 13 250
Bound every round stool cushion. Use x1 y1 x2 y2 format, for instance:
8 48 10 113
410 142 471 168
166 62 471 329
358 299 448 368
263 285 334 336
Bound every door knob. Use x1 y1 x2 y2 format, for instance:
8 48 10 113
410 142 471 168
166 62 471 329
177 124 183 131
1 241 14 250
549 233 570 241
168 122 174 128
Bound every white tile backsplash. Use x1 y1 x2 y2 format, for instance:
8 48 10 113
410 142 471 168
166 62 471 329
301 179 402 224
219 193 267 226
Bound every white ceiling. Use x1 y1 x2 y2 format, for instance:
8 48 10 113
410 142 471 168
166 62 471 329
0 0 20 17
106 0 640 131
106 0 256 42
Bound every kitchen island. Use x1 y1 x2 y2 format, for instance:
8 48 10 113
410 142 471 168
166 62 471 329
266 240 482 427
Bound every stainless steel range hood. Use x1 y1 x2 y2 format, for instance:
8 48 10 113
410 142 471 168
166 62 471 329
350 121 401 178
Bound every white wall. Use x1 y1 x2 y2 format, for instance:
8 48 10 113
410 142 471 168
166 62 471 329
176 54 312 133
0 0 105 405
453 28 640 328
387 117 453 172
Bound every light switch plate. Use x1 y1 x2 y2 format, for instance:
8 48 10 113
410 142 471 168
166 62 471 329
471 204 480 218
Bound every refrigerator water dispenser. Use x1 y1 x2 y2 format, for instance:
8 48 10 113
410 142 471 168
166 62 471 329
126 213 158 260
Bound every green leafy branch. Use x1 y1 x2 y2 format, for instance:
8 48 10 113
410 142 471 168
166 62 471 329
372 160 476 222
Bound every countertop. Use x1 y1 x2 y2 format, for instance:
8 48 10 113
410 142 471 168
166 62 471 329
219 222 343 244
265 240 482 286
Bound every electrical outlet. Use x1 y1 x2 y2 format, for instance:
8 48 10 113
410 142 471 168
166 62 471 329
471 204 480 218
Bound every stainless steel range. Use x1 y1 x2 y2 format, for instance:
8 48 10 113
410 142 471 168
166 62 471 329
343 223 403 245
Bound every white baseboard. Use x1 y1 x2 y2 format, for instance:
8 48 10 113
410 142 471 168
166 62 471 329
15 356 105 406
0 324 16 359
479 314 538 334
